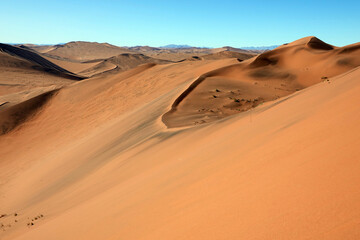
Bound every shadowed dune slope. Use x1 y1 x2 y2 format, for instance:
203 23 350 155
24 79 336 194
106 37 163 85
0 46 359 240
163 37 360 127
0 51 76 96
0 43 84 80
41 55 101 75
0 58 237 164
0 89 57 134
15 44 103 76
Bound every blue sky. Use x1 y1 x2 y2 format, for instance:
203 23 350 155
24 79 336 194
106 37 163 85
1 0 359 47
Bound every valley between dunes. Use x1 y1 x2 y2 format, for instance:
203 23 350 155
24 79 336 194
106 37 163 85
0 37 360 240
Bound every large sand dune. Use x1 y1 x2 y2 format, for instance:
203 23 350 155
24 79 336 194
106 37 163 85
16 44 56 54
178 50 256 62
79 53 172 77
44 41 136 62
0 37 359 240
126 45 258 61
0 49 77 96
0 43 83 79
163 37 360 127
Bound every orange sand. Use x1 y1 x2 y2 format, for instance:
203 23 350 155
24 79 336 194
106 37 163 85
0 37 359 240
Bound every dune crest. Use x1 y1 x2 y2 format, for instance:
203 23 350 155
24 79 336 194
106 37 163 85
0 89 57 134
44 41 136 62
178 50 256 62
162 37 360 127
79 53 172 77
0 37 360 240
0 43 84 79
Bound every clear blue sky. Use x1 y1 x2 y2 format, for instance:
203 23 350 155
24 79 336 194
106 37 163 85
1 0 359 47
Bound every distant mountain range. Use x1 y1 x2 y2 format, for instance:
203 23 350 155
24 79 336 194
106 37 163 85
160 44 203 49
240 45 279 50
160 44 279 50
8 42 279 51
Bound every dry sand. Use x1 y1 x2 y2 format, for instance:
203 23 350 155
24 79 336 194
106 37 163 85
0 50 76 96
79 53 172 77
126 46 258 61
0 37 359 240
163 37 360 127
44 41 136 62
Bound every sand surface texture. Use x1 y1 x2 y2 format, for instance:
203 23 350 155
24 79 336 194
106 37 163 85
0 37 360 240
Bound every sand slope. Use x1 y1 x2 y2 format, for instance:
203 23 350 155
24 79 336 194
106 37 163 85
15 44 104 74
41 55 101 74
0 44 88 133
16 44 56 53
179 50 256 62
0 43 83 79
79 53 172 77
45 41 136 62
0 89 57 134
0 51 76 96
0 57 237 164
0 37 360 240
163 37 360 127
127 46 258 61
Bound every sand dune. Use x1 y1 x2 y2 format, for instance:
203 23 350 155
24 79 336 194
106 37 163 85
27 41 258 63
0 44 87 132
41 55 101 74
0 43 83 79
79 53 172 77
163 37 360 127
215 46 263 54
127 46 258 61
0 37 359 240
0 89 57 134
201 50 257 60
0 51 77 96
179 50 256 62
15 44 105 74
17 44 56 53
44 41 136 62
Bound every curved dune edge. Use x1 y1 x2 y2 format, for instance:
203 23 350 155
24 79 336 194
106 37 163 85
0 51 79 97
177 50 257 62
79 53 172 77
0 43 85 80
1 37 360 240
43 41 136 62
0 89 58 135
2 62 360 240
0 62 160 136
162 37 360 128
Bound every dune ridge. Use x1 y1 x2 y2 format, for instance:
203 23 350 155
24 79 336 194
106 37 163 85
178 50 256 62
0 37 359 240
0 52 76 96
44 41 136 62
79 53 172 77
0 89 57 134
125 45 259 61
0 43 84 80
163 37 360 127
